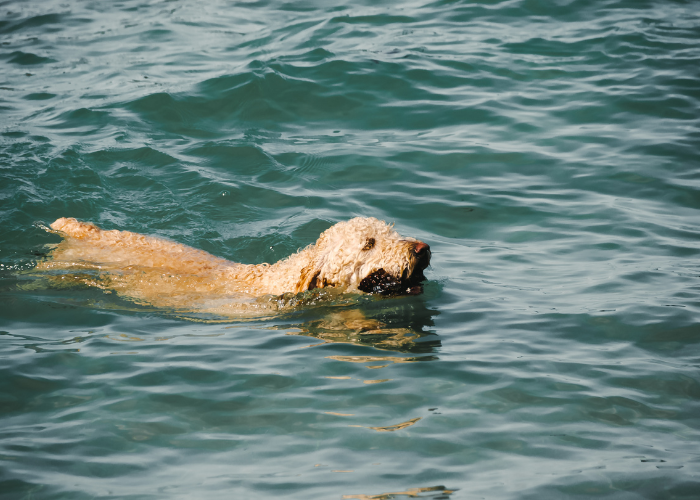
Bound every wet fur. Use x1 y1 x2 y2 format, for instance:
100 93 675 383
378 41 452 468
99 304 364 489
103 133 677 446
36 217 430 311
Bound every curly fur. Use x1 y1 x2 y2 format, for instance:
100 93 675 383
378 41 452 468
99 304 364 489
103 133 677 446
36 217 430 311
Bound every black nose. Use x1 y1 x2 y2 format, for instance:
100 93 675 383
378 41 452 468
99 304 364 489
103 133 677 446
413 241 430 257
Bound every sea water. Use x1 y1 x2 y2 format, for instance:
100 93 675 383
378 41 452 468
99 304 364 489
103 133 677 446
1 0 699 498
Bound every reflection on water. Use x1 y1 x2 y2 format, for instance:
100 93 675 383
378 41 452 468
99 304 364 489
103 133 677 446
342 486 455 500
363 378 391 384
286 310 426 351
349 417 423 432
278 299 441 353
326 354 439 365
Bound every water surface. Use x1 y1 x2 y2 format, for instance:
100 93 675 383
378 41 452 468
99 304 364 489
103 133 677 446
1 0 699 498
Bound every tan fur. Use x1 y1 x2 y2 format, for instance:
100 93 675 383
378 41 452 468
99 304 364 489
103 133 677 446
35 217 428 313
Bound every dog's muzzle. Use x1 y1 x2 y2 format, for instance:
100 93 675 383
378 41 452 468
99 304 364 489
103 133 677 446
412 241 431 271
358 241 431 296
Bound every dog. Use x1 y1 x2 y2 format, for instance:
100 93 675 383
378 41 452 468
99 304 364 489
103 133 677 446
36 217 430 313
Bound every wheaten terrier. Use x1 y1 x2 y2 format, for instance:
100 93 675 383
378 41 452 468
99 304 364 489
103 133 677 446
36 217 430 312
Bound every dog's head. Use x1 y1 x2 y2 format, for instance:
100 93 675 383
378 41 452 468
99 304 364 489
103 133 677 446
295 217 430 295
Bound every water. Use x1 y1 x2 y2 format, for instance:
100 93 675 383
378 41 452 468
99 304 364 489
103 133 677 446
1 0 699 498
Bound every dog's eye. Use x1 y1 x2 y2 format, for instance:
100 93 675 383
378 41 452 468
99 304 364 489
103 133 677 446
362 238 375 251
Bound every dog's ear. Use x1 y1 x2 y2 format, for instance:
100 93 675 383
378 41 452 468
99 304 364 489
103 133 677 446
294 231 332 293
295 264 320 293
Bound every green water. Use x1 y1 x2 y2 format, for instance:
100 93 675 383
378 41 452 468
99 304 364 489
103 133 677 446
1 0 699 498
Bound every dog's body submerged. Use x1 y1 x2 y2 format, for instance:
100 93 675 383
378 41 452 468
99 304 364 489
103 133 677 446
37 217 430 312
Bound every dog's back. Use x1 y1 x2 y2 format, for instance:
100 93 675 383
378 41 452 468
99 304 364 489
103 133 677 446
44 217 230 274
